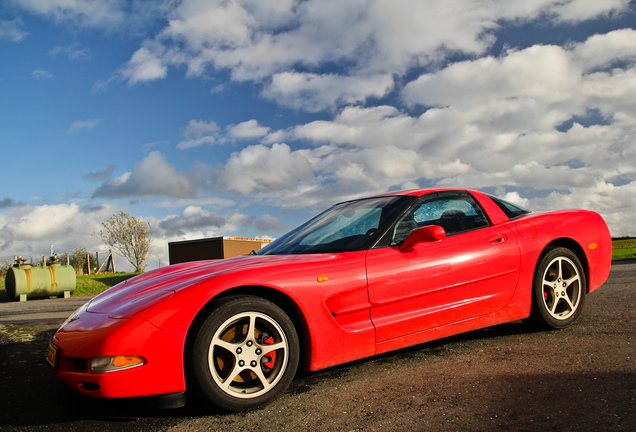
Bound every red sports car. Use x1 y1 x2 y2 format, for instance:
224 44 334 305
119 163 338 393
48 188 612 411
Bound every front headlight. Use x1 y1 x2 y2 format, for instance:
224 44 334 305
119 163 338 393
90 355 146 373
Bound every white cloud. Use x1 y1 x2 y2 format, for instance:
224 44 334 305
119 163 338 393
0 202 115 262
222 143 314 194
0 199 282 272
278 105 412 147
238 25 634 233
155 197 235 209
15 0 126 27
183 119 220 137
157 206 227 237
403 45 580 109
153 21 636 234
177 119 271 149
572 28 636 72
117 0 632 111
264 72 394 112
510 161 598 189
549 0 630 22
227 120 270 140
177 136 217 150
0 17 28 42
93 151 196 198
528 181 636 237
120 46 168 85
177 119 220 149
164 0 256 51
31 68 53 80
49 43 92 60
254 214 287 233
67 118 101 134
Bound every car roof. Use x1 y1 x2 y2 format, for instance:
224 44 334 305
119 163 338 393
361 188 471 199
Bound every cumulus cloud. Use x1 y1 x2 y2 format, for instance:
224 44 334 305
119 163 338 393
391 32 636 197
82 165 116 182
0 199 281 272
92 151 196 198
177 119 270 149
116 0 631 110
120 46 168 85
227 120 270 140
67 119 101 134
31 68 53 80
49 43 93 60
263 72 394 112
0 202 114 259
528 181 636 236
178 119 220 149
158 206 227 237
154 197 235 209
403 45 580 109
15 0 126 27
236 26 634 231
153 206 283 245
0 17 28 42
549 0 631 21
104 5 636 234
0 197 24 209
254 214 287 233
222 143 314 194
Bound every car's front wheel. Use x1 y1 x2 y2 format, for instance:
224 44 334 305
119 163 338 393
187 295 300 411
528 247 586 329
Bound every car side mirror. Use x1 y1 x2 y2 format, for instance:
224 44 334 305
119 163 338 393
398 225 446 252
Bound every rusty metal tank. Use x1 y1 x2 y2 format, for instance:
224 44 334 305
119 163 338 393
5 256 76 301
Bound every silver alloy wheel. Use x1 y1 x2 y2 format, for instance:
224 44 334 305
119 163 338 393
540 255 582 320
208 311 289 399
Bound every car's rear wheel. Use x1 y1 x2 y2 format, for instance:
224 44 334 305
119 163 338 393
187 295 299 411
528 247 586 329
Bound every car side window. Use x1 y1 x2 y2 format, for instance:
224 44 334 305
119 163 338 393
392 193 490 245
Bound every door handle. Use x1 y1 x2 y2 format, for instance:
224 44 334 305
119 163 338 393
487 233 507 244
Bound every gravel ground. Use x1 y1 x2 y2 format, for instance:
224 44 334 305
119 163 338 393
0 261 634 432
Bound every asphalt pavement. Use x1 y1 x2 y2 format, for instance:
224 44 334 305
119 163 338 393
0 295 93 324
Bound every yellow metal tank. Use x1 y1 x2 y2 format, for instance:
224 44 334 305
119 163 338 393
5 258 76 301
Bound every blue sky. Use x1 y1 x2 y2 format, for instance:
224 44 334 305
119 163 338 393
1 0 635 271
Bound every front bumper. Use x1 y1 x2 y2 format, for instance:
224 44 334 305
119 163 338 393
48 310 185 399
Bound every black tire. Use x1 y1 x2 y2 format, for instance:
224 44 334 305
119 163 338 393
527 247 586 329
186 295 300 411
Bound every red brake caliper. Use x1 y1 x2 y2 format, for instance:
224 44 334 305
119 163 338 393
263 336 277 369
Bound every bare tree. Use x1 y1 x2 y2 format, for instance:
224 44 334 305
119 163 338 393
97 211 151 273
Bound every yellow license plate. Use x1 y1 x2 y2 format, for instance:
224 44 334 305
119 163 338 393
47 342 58 369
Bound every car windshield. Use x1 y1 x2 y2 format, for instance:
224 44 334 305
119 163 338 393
258 196 414 255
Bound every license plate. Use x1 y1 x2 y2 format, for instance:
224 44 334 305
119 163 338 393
47 342 58 369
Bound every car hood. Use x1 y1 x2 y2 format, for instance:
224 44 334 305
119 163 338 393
86 254 339 317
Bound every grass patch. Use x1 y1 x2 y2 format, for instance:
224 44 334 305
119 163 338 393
75 273 139 296
612 237 636 261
